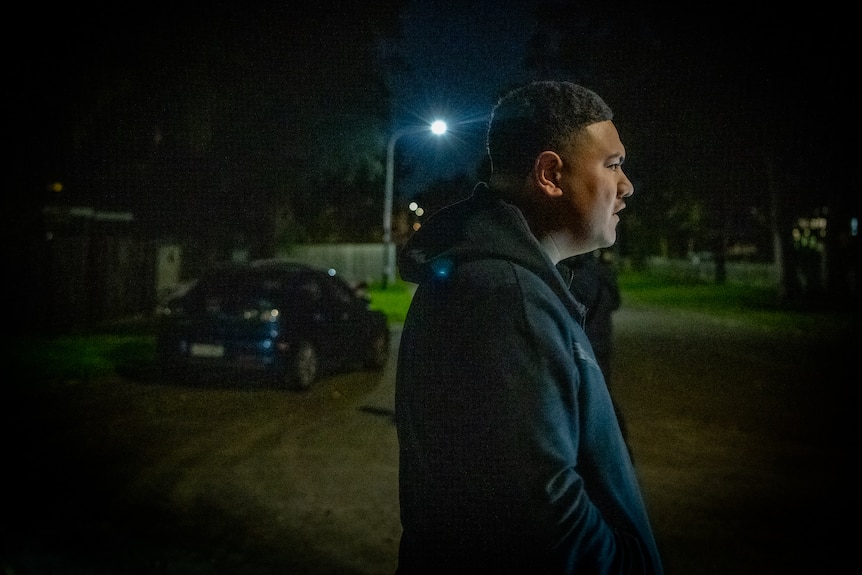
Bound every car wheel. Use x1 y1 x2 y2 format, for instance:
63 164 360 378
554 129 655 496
364 330 390 369
287 340 319 390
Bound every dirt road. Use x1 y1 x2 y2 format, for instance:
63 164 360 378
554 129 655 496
2 304 855 574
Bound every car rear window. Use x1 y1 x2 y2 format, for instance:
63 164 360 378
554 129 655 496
190 271 315 312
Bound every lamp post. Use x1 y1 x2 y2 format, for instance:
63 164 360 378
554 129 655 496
382 120 447 288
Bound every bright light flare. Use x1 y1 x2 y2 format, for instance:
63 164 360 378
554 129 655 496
430 120 447 135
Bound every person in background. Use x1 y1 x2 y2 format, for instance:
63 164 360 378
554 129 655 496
557 249 620 384
394 81 663 573
557 249 629 444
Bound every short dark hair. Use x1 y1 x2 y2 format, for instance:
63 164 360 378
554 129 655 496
486 81 613 178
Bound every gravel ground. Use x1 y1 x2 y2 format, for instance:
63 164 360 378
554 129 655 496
2 304 856 574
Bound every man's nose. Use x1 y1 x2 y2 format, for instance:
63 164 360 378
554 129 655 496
620 173 634 198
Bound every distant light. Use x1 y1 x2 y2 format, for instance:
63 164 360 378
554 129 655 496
327 268 337 276
431 120 447 135
409 201 418 211
50 182 63 193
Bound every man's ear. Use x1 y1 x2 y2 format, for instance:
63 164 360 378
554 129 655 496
533 151 564 198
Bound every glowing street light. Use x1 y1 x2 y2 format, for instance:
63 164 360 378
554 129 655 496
382 119 447 287
430 120 447 135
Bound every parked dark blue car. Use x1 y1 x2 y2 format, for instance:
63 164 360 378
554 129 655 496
156 259 390 389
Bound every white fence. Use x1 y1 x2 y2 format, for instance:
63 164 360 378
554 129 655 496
281 245 779 289
281 243 393 286
642 256 778 288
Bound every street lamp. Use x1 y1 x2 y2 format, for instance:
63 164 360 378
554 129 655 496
382 120 447 288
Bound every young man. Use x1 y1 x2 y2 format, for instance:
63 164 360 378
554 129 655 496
394 81 663 573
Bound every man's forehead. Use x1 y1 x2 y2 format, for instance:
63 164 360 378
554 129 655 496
578 121 625 155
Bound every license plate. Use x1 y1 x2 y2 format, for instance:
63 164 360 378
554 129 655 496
190 343 225 358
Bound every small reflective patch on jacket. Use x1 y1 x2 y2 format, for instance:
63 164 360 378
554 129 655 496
430 257 454 280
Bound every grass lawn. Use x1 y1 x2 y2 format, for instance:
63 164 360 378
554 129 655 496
12 272 853 382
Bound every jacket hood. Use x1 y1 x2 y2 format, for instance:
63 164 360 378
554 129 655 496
398 183 585 318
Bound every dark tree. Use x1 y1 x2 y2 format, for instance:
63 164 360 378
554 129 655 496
24 1 409 262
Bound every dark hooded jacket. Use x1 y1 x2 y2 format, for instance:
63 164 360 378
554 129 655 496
394 183 663 574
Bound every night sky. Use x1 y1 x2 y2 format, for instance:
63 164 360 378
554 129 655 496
385 0 536 196
11 2 851 241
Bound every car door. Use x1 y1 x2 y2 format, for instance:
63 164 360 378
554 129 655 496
315 273 367 364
